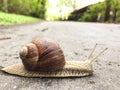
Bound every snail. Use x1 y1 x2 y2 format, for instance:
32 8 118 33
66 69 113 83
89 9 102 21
1 37 108 77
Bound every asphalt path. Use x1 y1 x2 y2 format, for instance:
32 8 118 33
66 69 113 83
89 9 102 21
0 21 120 90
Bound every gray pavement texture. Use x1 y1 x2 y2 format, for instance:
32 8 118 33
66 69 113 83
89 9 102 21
0 21 120 90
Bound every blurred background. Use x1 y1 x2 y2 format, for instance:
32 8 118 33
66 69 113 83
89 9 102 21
0 0 120 25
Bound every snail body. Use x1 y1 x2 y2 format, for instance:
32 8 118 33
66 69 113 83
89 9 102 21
1 38 107 77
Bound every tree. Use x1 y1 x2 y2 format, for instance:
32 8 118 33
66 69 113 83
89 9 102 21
0 0 47 19
104 0 111 21
112 0 120 22
104 0 120 22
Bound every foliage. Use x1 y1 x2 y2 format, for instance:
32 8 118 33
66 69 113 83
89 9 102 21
79 2 105 22
45 0 74 20
0 12 39 25
116 10 120 22
0 0 46 19
79 0 120 22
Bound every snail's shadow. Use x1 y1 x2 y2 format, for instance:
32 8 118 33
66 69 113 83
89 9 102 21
1 71 96 88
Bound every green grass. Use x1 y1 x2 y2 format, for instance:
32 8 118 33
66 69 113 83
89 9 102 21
0 12 40 25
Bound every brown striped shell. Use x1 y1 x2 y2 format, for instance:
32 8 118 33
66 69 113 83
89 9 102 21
19 38 65 72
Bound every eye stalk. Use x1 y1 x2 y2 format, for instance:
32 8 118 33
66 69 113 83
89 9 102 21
87 44 108 64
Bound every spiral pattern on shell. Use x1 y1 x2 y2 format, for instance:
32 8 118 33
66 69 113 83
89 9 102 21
19 38 65 72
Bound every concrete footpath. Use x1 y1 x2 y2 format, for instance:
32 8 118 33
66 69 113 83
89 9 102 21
0 21 120 90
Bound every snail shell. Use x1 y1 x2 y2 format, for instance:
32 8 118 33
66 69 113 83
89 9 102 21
1 38 107 77
19 38 65 72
